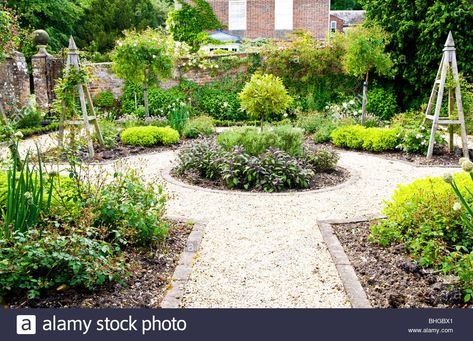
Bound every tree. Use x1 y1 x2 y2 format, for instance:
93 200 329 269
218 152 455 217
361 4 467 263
4 0 87 52
239 74 293 129
167 0 222 51
341 25 394 122
112 29 175 117
360 0 473 106
75 0 171 54
331 0 362 10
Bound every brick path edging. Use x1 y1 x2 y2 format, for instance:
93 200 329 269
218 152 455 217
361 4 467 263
160 218 206 308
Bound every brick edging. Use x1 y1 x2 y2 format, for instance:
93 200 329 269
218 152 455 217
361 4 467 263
160 218 206 308
317 216 385 309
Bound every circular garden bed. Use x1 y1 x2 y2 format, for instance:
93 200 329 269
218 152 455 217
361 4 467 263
172 126 351 193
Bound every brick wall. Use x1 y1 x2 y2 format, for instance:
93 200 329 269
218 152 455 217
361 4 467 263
0 52 30 113
203 0 329 39
330 14 344 33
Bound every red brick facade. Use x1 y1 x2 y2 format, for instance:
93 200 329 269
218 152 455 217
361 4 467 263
182 0 330 40
329 14 344 33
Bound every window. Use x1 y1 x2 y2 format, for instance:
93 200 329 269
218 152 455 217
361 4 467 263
229 0 246 31
275 0 293 30
331 21 337 33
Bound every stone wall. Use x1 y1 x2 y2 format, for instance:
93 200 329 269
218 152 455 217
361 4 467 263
0 52 30 112
86 63 124 99
0 50 253 112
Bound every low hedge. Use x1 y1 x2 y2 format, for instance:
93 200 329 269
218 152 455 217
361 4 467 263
120 126 180 147
331 125 400 152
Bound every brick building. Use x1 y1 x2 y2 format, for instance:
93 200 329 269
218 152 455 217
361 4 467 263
180 0 331 40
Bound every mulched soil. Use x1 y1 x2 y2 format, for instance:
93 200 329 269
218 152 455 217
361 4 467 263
332 221 472 308
312 142 462 167
173 167 351 193
7 221 193 308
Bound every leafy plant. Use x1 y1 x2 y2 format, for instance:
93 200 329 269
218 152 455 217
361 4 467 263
120 126 179 147
94 120 119 148
239 74 293 128
303 149 340 172
112 29 175 116
182 115 215 138
93 170 168 246
366 85 398 121
2 148 54 239
331 125 400 152
176 138 223 180
167 101 190 134
397 126 446 155
0 229 125 299
217 126 304 156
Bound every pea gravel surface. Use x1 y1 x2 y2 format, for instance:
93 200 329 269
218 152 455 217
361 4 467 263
93 149 457 308
4 139 461 308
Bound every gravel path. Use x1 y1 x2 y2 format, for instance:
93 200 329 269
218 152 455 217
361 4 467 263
2 135 460 308
89 149 458 308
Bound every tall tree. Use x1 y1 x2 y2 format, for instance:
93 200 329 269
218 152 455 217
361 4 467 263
331 0 362 10
5 0 87 52
167 0 222 51
360 0 473 106
75 0 171 53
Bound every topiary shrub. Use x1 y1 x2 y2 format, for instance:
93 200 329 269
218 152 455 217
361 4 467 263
217 125 304 156
239 73 293 127
331 125 401 152
120 126 179 147
182 116 215 138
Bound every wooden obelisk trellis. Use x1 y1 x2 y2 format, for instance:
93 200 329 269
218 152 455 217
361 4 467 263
58 36 104 158
424 31 469 159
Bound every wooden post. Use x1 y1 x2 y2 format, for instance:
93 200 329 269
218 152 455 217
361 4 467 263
361 81 367 126
84 86 104 146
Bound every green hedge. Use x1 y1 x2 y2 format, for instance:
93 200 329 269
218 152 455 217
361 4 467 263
120 126 180 147
331 125 400 152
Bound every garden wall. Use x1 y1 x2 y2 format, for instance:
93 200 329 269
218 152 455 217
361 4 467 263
0 52 30 112
0 51 253 113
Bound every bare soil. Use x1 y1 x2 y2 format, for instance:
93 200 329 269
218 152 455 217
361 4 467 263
332 221 471 308
8 221 193 308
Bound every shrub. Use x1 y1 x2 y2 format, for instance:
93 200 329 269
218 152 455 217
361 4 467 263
295 112 338 143
176 138 224 180
371 173 473 266
331 125 400 152
0 172 7 210
239 73 293 127
221 147 314 192
121 83 186 117
303 149 339 172
93 170 168 246
0 229 125 299
217 126 304 156
192 78 246 121
120 126 180 147
366 86 398 121
398 125 446 155
182 116 215 138
94 120 119 148
94 91 116 110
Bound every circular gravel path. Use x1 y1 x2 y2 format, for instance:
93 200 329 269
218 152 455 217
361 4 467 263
88 149 458 308
3 137 460 308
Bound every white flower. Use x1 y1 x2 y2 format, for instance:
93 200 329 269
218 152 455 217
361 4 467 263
349 100 355 105
421 140 426 145
223 102 228 108
342 102 348 108
283 113 288 118
461 160 473 172
453 202 462 211
416 134 423 139
14 131 23 139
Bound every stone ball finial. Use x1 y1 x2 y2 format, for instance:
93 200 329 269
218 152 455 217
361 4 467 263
32 30 50 46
